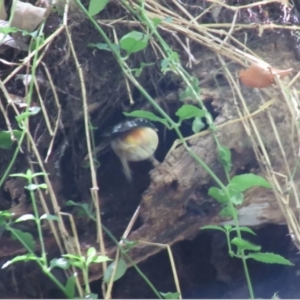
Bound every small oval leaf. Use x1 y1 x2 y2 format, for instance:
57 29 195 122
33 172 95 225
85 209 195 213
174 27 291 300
0 130 22 149
50 258 71 270
10 229 35 252
88 0 109 16
87 247 96 258
65 273 77 299
229 174 272 192
175 104 206 122
192 117 205 133
120 31 149 54
208 187 228 204
40 214 59 221
104 258 127 283
219 205 235 218
218 146 232 173
15 214 35 223
92 255 112 264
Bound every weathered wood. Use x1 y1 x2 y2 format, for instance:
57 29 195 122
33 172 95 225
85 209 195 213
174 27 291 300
87 34 300 280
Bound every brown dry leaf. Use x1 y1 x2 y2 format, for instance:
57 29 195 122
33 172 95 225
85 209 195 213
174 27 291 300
11 1 46 32
10 0 46 46
0 0 47 54
239 64 293 88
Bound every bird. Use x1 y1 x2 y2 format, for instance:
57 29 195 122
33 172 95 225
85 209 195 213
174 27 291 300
110 118 159 181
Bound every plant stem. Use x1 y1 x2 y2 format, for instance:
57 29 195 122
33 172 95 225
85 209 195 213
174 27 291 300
75 1 254 298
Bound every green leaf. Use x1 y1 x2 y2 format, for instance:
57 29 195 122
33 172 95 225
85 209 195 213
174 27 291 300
2 254 39 268
160 292 180 299
230 227 256 235
88 42 120 53
86 247 97 265
0 211 13 218
91 255 112 264
28 106 41 114
160 52 180 71
26 169 32 178
30 34 45 51
218 146 232 173
0 27 19 34
62 253 82 260
161 58 170 70
15 107 41 123
69 261 84 269
201 225 226 232
10 229 35 252
0 211 13 226
65 200 96 221
231 237 261 251
0 211 12 227
14 214 35 223
31 171 48 178
208 187 228 204
25 184 39 191
119 31 149 54
87 247 96 258
247 252 294 265
25 182 47 190
40 214 59 221
192 117 205 133
104 258 127 282
0 130 22 149
229 174 272 192
88 0 109 16
50 258 71 270
179 77 200 101
223 225 232 231
82 158 101 169
229 190 244 205
175 104 206 122
38 183 48 189
121 239 139 252
152 17 162 27
133 62 155 77
65 200 79 207
65 273 77 299
219 205 235 218
123 110 168 126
